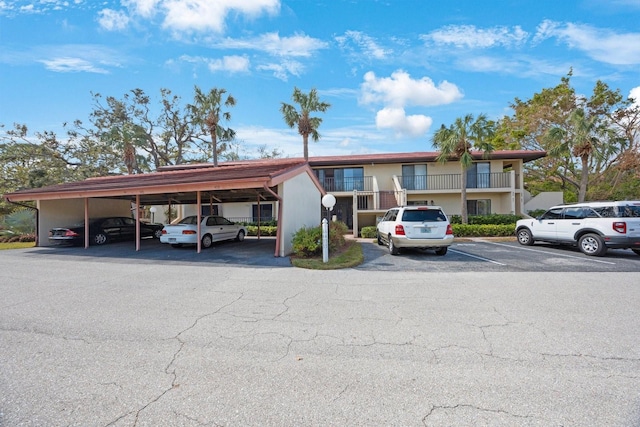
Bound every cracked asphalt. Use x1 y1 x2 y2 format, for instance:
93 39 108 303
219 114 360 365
1 242 639 426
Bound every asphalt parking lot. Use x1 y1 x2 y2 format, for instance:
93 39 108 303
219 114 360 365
27 236 640 273
1 239 639 426
359 238 640 273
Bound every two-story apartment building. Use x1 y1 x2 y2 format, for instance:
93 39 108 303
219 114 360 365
4 150 546 248
307 150 546 235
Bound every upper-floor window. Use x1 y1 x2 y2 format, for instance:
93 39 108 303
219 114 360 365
466 162 490 188
315 168 364 191
402 164 427 190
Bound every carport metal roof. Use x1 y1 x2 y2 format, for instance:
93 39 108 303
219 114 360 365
4 159 325 256
4 158 320 205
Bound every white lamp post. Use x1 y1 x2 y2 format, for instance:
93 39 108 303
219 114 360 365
321 194 336 263
149 206 157 223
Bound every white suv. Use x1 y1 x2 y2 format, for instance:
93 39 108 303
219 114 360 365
376 205 454 255
516 201 640 256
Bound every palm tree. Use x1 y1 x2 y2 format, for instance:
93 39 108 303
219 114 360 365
431 113 495 224
190 86 236 167
545 108 602 202
280 87 331 160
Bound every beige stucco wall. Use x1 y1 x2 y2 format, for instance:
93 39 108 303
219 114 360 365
360 159 520 192
37 198 132 246
278 172 322 256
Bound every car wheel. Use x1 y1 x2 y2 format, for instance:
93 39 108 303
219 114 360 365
435 247 448 256
154 229 163 239
388 235 400 255
633 249 640 256
201 234 213 249
236 230 245 242
578 233 607 256
517 228 534 246
377 232 384 246
93 233 108 245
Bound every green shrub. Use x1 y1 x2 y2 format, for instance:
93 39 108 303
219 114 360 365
449 214 520 225
360 226 377 238
526 209 545 218
241 219 278 227
245 225 278 236
2 209 36 234
0 233 35 243
292 221 348 257
451 224 515 237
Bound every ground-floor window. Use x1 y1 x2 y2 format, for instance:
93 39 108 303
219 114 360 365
467 199 491 215
201 205 219 216
252 204 273 223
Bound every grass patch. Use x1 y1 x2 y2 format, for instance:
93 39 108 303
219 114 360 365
291 240 364 270
0 242 36 250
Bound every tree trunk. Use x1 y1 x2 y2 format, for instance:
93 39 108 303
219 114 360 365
460 165 468 224
211 130 218 167
578 155 589 202
303 134 309 160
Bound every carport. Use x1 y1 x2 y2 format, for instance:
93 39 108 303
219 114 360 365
4 159 324 257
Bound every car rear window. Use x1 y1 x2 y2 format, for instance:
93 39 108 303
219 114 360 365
401 209 447 222
592 205 640 218
617 205 640 217
179 216 199 225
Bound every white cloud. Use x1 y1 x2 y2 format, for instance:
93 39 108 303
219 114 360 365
38 57 109 73
30 44 123 73
375 107 432 137
630 87 640 106
177 54 250 73
161 0 279 33
359 70 458 138
214 32 328 57
360 70 463 107
98 9 130 31
208 55 250 73
423 24 529 49
534 20 640 65
122 0 161 18
335 30 390 60
256 60 304 81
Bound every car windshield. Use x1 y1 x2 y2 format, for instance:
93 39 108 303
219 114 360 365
401 209 446 222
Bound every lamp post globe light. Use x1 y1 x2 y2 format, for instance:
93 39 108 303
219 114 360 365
149 206 157 223
321 194 336 211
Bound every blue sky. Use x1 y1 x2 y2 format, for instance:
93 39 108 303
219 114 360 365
2 0 640 159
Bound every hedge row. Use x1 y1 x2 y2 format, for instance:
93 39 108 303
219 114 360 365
449 214 520 225
360 224 516 238
0 234 36 243
451 224 515 237
245 225 278 236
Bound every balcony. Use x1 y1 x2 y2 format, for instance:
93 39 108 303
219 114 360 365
319 176 373 192
356 191 403 211
399 172 515 191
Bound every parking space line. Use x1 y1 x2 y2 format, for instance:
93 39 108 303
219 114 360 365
487 242 617 265
449 248 507 265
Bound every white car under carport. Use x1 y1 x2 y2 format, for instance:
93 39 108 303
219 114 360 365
160 215 247 249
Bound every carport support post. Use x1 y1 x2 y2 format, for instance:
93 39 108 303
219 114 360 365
196 190 202 253
84 198 89 249
135 194 141 251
